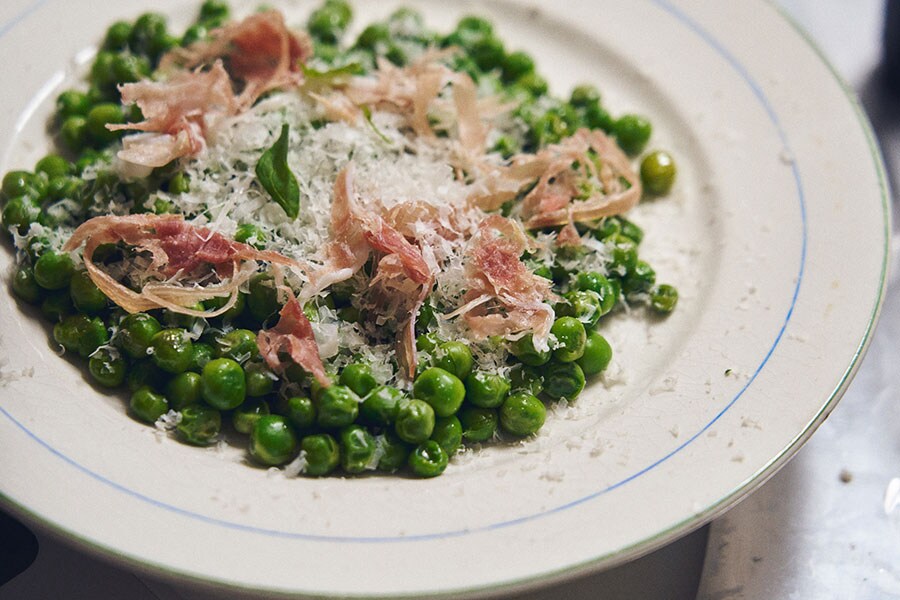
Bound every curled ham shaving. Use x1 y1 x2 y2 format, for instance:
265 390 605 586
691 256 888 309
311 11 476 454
161 10 312 109
450 215 557 350
63 214 298 316
109 61 237 168
257 297 330 387
467 129 642 229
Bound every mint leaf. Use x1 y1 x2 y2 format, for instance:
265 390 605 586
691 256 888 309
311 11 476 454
255 123 299 219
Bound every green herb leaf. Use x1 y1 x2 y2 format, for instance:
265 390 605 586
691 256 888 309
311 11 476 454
301 62 364 83
361 105 392 144
255 124 300 219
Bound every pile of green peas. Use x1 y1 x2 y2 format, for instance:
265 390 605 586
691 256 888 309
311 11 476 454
2 1 680 479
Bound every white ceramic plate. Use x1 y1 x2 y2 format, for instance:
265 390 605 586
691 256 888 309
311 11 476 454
0 0 889 597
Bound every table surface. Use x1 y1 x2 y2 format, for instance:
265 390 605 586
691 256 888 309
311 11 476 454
2 1 898 598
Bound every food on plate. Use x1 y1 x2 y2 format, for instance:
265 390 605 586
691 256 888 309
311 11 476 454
1 0 679 478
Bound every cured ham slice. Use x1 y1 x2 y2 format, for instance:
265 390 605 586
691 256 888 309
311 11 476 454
257 297 330 387
63 214 297 316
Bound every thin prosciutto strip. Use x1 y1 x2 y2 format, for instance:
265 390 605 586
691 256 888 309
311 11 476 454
257 297 330 387
454 215 557 350
63 214 298 315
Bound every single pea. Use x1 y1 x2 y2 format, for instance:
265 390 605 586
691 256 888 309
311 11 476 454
570 84 601 108
244 363 276 397
130 12 171 60
339 362 378 397
55 90 91 120
501 50 535 82
415 332 442 353
117 313 162 359
126 359 165 393
340 425 377 474
2 196 42 234
650 284 679 313
433 341 474 380
275 395 317 431
2 170 41 199
316 385 360 429
300 433 340 476
112 53 151 84
456 15 493 36
213 329 258 362
500 392 546 436
41 290 74 322
622 260 656 299
149 328 193 373
46 175 84 202
575 273 616 317
86 103 125 146
79 316 108 358
181 23 208 46
88 347 126 388
470 35 505 71
189 341 215 372
356 22 390 51
388 6 426 38
558 290 603 329
11 265 42 304
249 415 297 466
618 218 644 244
508 333 551 366
614 114 652 155
177 405 221 445
376 432 411 472
605 233 638 276
165 371 202 410
89 51 117 94
69 270 107 314
585 103 615 132
102 20 133 50
408 440 449 478
543 361 586 401
307 3 350 43
394 398 435 444
234 223 267 249
204 293 245 323
34 154 71 179
360 385 405 426
464 371 510 409
130 386 169 424
550 317 587 363
60 116 88 151
201 357 246 410
578 331 613 376
247 273 279 322
458 406 498 443
431 415 463 456
510 365 544 396
412 367 466 418
640 150 677 196
199 0 230 25
53 314 85 353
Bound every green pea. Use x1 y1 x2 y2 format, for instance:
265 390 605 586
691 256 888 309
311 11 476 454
56 314 108 358
60 116 88 151
502 50 535 82
165 371 202 410
339 362 378 397
149 329 193 373
11 265 42 304
181 23 208 46
570 84 601 108
412 367 466 418
510 364 544 396
433 341 474 380
68 270 107 314
300 433 340 476
558 290 603 329
86 103 125 146
126 359 165 393
605 233 638 275
640 150 677 196
46 175 83 202
360 385 404 426
464 371 509 409
499 392 546 436
250 415 297 466
376 432 411 472
2 170 42 198
203 294 245 324
213 329 258 362
112 53 151 85
166 171 190 195
234 223 267 249
316 385 360 429
614 114 652 155
88 347 126 388
585 103 614 132
550 317 586 363
617 218 644 244
458 406 498 443
622 260 656 299
177 405 221 445
117 313 162 359
408 440 449 478
130 13 171 61
431 415 463 456
130 386 169 423
543 361 586 401
244 363 275 397
395 398 435 444
340 425 376 474
102 20 133 51
275 395 316 431
199 0 230 26
2 196 42 234
34 154 71 179
247 273 279 322
55 90 91 120
189 341 215 372
509 332 551 367
356 23 390 51
41 290 73 322
574 273 616 317
89 51 117 94
455 15 493 37
491 135 520 158
201 357 246 410
415 332 442 353
307 1 351 44
650 284 678 313
578 331 612 376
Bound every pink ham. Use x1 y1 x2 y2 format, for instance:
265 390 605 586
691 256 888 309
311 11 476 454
257 297 330 387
